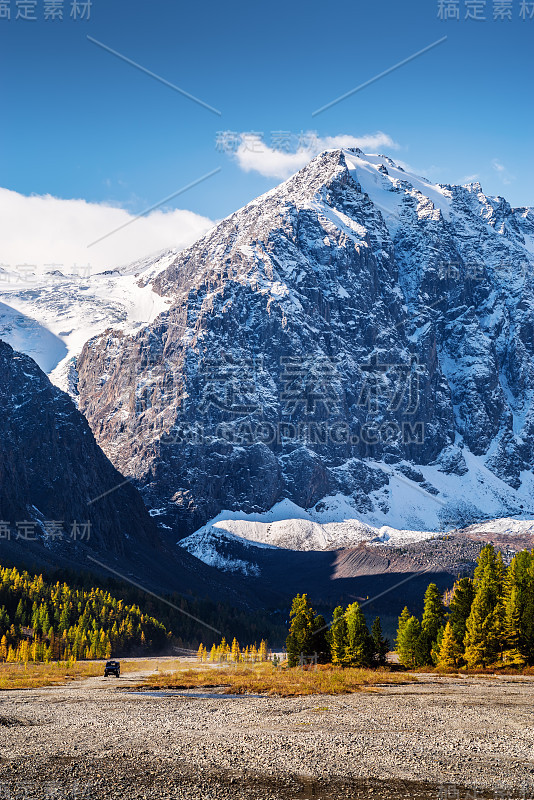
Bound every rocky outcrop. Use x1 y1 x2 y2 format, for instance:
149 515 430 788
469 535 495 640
0 338 159 556
0 339 271 608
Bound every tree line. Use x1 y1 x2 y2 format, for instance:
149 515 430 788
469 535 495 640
285 594 389 667
196 638 269 663
0 565 170 663
8 564 289 651
396 544 534 669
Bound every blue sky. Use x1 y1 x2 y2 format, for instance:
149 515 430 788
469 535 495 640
1 0 532 228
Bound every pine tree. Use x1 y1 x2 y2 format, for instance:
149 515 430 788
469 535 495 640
218 638 227 662
502 550 534 665
395 607 411 654
448 577 475 651
396 615 423 668
15 599 25 625
503 585 524 665
30 602 39 632
420 583 445 665
311 614 330 664
30 641 38 662
344 602 372 667
20 639 30 664
98 630 107 659
329 606 347 666
437 621 462 669
522 554 534 663
464 545 505 668
286 594 316 667
370 617 389 666
431 625 445 666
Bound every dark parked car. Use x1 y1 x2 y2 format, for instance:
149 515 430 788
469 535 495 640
104 660 120 677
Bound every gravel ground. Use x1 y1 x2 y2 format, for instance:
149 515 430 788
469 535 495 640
1 670 534 799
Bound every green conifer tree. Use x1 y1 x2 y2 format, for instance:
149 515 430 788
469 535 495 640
420 583 445 665
370 617 389 667
464 545 505 667
344 602 372 667
329 606 347 666
502 550 534 665
286 594 317 667
396 615 423 668
395 606 411 654
312 614 330 664
448 577 475 652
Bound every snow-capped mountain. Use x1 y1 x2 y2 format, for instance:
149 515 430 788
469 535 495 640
0 249 177 394
71 148 534 543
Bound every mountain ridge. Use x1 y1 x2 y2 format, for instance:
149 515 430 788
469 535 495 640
55 149 534 541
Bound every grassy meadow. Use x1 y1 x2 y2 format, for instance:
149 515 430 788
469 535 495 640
137 662 417 697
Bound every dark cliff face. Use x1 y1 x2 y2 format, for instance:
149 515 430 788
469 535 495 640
0 338 158 557
0 339 270 609
75 150 534 536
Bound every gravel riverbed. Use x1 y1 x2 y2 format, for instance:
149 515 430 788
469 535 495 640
1 671 533 799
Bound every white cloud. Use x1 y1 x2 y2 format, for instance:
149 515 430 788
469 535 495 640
233 132 399 180
492 159 515 186
0 187 214 274
461 173 480 185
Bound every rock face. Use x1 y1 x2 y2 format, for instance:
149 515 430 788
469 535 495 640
0 338 159 557
76 149 534 538
0 339 291 608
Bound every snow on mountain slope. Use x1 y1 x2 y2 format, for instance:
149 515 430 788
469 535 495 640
180 484 534 560
0 250 177 393
179 509 534 573
0 300 68 374
177 525 265 576
179 497 436 558
73 148 534 541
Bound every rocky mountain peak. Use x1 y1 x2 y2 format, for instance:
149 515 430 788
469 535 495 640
75 151 534 539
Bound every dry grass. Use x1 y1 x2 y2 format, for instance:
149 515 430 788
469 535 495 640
0 661 103 691
0 658 187 690
137 663 417 697
119 658 183 674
